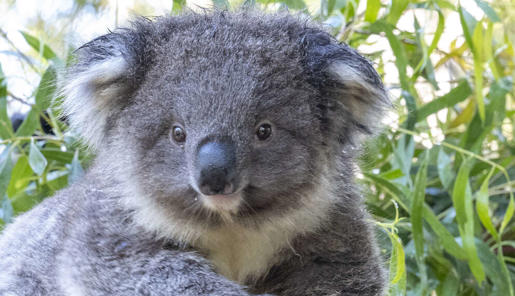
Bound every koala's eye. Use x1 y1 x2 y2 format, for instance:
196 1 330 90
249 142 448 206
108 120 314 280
171 126 186 143
256 123 272 141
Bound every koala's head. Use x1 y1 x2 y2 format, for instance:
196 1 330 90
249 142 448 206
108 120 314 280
62 11 387 237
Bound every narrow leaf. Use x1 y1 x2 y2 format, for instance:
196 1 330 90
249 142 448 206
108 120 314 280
411 154 429 289
0 146 14 197
20 31 57 61
475 168 498 240
0 64 13 139
7 156 33 198
459 5 478 54
417 80 472 121
472 21 485 121
29 140 48 176
35 66 57 110
387 0 409 26
452 158 485 283
365 0 381 23
473 0 500 22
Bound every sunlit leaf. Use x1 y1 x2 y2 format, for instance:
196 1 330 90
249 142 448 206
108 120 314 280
6 156 33 198
472 21 485 121
365 0 381 23
473 0 500 23
459 5 478 53
417 80 472 121
20 31 57 61
387 0 409 26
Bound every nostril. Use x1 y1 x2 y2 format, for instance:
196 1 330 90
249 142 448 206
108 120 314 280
196 140 237 196
199 167 235 196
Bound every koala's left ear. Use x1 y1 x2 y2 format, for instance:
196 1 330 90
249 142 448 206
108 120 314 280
301 30 389 141
60 20 153 150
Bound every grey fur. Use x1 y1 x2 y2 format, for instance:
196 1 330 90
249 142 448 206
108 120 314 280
0 10 388 296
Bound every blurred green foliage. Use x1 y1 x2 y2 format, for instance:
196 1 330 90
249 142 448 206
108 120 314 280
0 0 514 295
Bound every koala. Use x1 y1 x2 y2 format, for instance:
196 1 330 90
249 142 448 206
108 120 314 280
0 10 389 296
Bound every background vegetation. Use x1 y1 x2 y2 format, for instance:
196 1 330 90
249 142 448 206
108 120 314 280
0 0 514 295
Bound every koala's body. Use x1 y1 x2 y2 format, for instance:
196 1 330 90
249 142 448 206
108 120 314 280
0 10 389 296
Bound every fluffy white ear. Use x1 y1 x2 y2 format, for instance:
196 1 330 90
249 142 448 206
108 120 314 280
60 20 153 150
301 30 389 142
61 56 128 149
326 61 389 133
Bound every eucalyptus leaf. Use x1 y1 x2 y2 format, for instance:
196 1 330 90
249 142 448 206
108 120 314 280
29 140 48 176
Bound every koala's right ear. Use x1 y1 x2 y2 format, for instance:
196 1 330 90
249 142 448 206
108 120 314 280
300 30 390 144
61 22 152 150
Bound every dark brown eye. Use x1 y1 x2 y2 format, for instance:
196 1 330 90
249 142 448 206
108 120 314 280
256 123 272 140
171 126 186 143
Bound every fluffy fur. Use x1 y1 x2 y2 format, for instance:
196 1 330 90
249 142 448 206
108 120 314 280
0 10 388 295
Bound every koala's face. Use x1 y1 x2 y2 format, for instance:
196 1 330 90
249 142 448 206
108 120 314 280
63 12 387 228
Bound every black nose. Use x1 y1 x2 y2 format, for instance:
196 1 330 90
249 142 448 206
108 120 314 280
196 141 237 196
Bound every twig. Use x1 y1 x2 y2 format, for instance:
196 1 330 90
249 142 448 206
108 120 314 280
7 91 33 106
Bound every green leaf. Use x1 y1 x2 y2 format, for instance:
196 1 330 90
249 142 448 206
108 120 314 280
15 66 56 137
0 146 14 225
20 31 57 61
387 0 409 26
0 194 13 224
284 0 306 10
472 21 485 122
473 0 500 22
476 240 512 296
475 168 498 240
15 108 39 137
366 172 466 259
387 231 406 295
0 146 14 198
417 80 472 121
410 153 429 289
459 5 478 54
423 205 466 260
427 10 445 59
484 23 501 80
29 140 48 176
500 192 514 235
379 169 404 180
41 148 74 163
35 66 57 110
382 24 409 90
452 158 485 284
0 64 13 140
365 0 381 23
7 155 34 198
392 135 414 186
436 270 459 296
172 0 186 13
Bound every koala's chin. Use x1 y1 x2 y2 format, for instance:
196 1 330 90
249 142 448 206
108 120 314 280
0 10 389 296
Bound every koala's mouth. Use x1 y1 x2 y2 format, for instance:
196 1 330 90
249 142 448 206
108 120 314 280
199 191 243 214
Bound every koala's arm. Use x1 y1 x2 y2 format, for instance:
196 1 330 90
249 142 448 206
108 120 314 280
56 186 268 296
63 246 269 296
254 205 386 296
0 183 266 296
